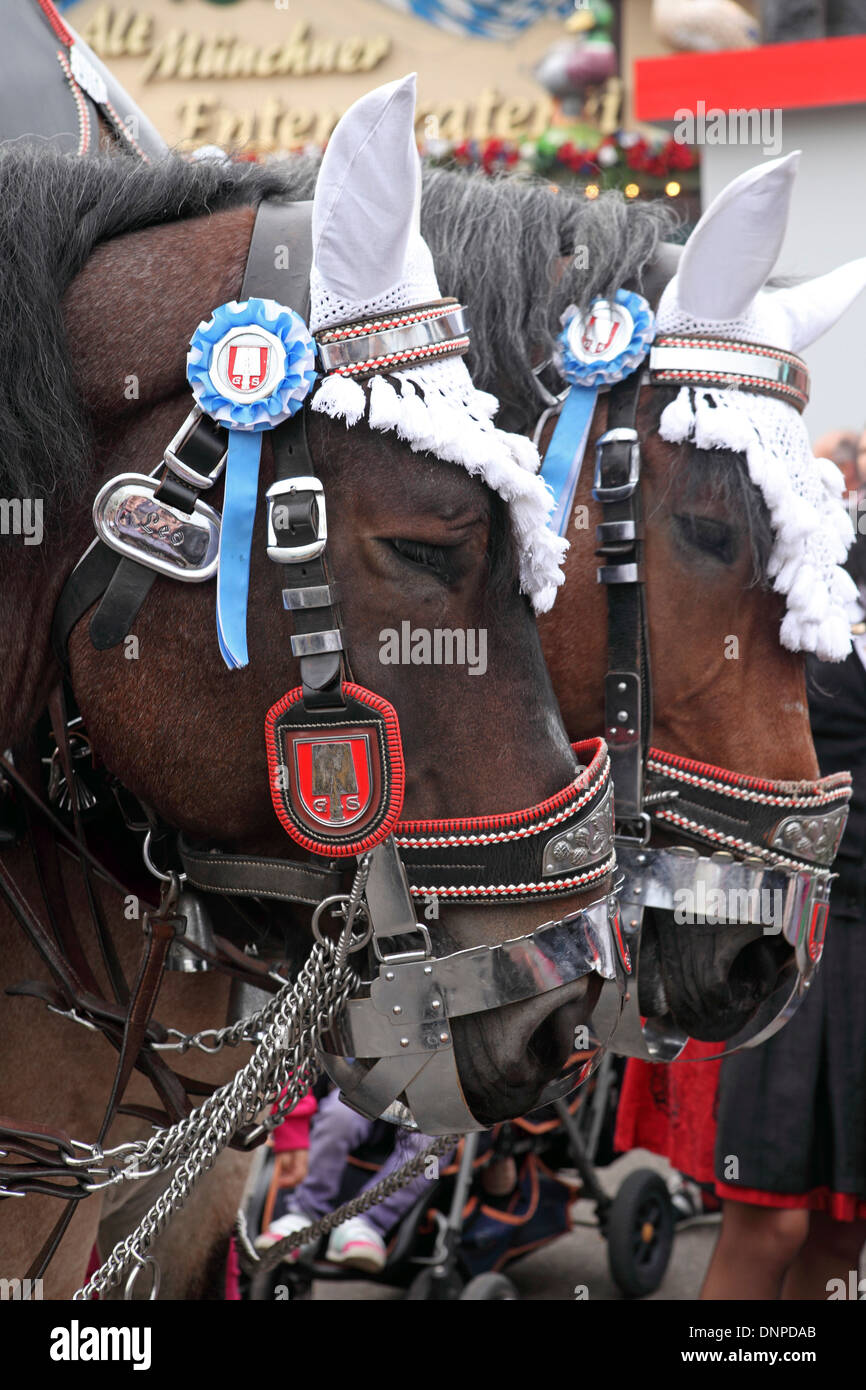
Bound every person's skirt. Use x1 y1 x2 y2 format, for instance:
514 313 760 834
714 912 866 1219
614 1040 721 1186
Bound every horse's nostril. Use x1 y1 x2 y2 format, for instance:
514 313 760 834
527 982 602 1073
728 934 790 1004
528 1015 563 1071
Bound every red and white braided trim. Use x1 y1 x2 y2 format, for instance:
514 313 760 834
654 336 805 369
651 367 807 408
407 853 615 899
396 742 609 846
647 750 850 810
653 807 818 873
317 302 456 343
330 336 470 378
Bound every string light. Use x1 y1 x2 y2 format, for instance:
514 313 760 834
584 183 600 200
625 183 640 199
665 180 681 197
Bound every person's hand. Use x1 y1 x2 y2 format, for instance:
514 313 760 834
275 1149 309 1187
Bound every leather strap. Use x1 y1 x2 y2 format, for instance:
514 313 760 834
96 901 181 1144
593 371 652 831
240 199 313 316
178 834 341 906
88 471 205 651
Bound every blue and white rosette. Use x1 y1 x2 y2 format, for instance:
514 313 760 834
541 289 655 536
187 298 317 669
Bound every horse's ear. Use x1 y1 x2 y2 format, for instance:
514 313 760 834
770 259 866 352
312 73 420 305
672 152 800 322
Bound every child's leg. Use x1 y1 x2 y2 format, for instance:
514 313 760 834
284 1090 373 1220
357 1131 455 1237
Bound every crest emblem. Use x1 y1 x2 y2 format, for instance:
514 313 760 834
226 342 269 393
265 683 405 856
208 324 287 405
295 735 373 828
566 298 636 365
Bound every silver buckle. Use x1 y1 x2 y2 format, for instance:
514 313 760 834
164 407 227 489
373 923 433 965
92 474 220 582
265 478 327 562
593 427 641 502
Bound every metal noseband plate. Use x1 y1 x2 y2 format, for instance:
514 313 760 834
93 473 220 581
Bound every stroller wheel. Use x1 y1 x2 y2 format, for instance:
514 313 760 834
459 1273 519 1301
606 1169 674 1299
406 1267 464 1301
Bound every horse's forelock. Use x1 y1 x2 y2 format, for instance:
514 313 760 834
641 384 774 584
419 169 678 430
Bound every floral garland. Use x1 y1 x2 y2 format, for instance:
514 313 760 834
430 129 699 189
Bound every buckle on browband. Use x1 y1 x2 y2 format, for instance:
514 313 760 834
265 478 327 563
164 406 227 490
593 428 641 502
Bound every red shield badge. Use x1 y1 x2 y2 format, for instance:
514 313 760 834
265 683 405 857
294 734 373 829
582 313 621 356
227 343 269 392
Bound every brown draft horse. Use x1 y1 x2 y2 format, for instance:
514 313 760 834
0 152 607 1297
419 165 816 1043
419 158 860 1046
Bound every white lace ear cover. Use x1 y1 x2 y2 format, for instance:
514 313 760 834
655 285 856 662
306 72 566 614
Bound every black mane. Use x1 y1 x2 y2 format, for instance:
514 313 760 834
0 151 314 505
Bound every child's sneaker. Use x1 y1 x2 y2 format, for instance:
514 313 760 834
325 1216 386 1272
254 1211 315 1260
668 1176 722 1228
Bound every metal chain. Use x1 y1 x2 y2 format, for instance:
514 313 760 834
235 1133 460 1279
72 860 371 1300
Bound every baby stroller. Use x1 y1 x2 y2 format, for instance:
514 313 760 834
241 1055 675 1302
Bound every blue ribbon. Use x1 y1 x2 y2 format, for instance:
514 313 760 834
215 431 263 670
541 385 598 538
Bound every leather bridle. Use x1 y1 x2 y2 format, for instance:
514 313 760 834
537 352 851 1062
0 195 630 1263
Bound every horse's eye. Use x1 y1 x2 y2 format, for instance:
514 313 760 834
389 537 455 580
673 514 737 565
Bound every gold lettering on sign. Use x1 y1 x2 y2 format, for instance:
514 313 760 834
88 16 395 82
178 97 341 154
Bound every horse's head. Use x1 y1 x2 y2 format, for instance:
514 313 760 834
4 77 628 1131
536 153 866 1050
